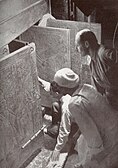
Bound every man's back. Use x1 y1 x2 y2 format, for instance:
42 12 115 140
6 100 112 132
69 84 118 167
90 45 118 109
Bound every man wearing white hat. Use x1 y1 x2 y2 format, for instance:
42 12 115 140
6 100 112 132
48 68 80 162
38 68 80 159
41 68 118 168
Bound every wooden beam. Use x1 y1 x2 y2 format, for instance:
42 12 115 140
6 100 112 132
0 0 48 48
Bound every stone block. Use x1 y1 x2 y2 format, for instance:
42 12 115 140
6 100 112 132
0 0 48 48
0 43 43 168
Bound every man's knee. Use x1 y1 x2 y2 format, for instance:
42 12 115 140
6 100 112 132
52 101 61 112
52 101 61 124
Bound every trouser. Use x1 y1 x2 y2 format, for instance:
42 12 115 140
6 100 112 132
52 101 62 125
47 101 79 139
52 101 79 136
46 101 61 138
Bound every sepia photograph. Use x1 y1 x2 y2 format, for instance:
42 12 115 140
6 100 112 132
0 0 118 168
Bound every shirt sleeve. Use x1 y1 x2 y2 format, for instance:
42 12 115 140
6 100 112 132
37 76 51 92
54 109 71 151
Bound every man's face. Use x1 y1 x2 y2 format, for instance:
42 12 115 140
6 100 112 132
76 38 89 57
50 82 63 99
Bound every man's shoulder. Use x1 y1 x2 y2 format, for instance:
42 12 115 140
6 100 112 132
98 45 117 62
72 84 96 97
70 84 101 106
99 45 114 54
61 94 71 103
69 94 82 106
70 84 94 105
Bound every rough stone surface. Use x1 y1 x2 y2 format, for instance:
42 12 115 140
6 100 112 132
47 19 101 85
21 26 71 107
0 43 42 168
26 114 79 168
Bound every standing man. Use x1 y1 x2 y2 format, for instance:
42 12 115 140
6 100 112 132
75 29 118 110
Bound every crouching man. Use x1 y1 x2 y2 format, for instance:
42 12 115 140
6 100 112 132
49 68 80 162
69 83 118 168
38 68 80 167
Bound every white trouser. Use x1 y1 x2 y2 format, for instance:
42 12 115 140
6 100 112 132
76 134 104 168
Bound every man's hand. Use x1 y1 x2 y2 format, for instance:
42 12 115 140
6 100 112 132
46 161 58 168
74 165 83 168
50 149 60 162
46 150 60 168
37 76 50 92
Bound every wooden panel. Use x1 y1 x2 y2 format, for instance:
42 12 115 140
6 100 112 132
0 0 48 48
21 26 71 107
47 19 101 85
9 39 28 53
46 19 101 44
0 39 28 62
0 43 43 168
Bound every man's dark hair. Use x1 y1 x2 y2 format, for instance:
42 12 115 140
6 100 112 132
79 30 98 47
51 81 61 93
51 81 80 95
51 81 70 94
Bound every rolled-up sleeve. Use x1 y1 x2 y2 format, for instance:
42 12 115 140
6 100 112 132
55 108 71 151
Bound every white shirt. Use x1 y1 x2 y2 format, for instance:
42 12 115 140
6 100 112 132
55 94 72 151
37 77 73 151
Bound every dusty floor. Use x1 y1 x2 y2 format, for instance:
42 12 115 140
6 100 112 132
25 113 79 168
